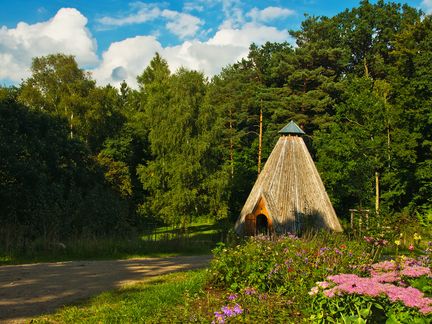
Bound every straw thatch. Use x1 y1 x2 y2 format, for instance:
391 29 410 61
235 133 343 236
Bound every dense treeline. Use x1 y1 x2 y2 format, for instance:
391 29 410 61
1 0 431 249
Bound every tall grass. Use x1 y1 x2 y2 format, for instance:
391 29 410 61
0 219 223 265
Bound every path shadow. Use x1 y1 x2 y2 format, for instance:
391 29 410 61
0 255 211 322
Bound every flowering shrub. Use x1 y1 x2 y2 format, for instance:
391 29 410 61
309 257 432 322
208 232 372 316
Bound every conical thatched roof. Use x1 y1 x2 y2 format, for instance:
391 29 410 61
235 123 342 236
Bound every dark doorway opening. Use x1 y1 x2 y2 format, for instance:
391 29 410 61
256 214 268 235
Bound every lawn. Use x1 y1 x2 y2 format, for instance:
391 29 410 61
33 270 206 323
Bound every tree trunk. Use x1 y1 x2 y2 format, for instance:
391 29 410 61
229 107 234 177
70 112 74 139
257 102 263 174
375 171 380 214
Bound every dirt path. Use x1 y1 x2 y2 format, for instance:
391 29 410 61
0 255 212 323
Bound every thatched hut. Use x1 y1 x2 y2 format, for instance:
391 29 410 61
235 121 343 236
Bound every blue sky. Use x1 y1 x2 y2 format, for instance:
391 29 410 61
0 0 430 87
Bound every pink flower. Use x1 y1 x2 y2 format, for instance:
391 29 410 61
371 271 401 283
383 285 432 312
309 286 319 295
401 266 431 278
316 281 330 289
323 288 337 297
327 274 360 284
370 261 397 273
409 244 414 251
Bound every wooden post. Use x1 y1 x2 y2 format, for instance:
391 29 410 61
257 102 263 174
365 210 369 230
349 209 355 230
358 216 362 236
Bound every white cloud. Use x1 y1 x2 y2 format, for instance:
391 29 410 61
422 0 432 14
247 6 296 22
0 8 98 82
161 10 203 39
208 23 290 48
91 23 292 88
97 2 202 39
183 2 204 12
219 0 245 29
97 3 161 27
91 36 162 88
0 6 294 88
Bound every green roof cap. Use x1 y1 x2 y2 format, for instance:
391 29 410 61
278 120 305 135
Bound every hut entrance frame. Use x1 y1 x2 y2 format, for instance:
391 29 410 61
244 196 273 236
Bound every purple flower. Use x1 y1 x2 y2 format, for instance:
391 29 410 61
212 311 225 324
221 306 234 317
227 293 238 301
243 287 257 295
284 258 293 265
233 304 243 315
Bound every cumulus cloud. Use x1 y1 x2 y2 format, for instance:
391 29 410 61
0 8 98 82
247 6 296 22
422 0 432 13
0 5 294 88
91 24 292 88
91 36 162 88
208 23 290 47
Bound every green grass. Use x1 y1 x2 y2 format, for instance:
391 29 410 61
32 270 206 323
0 219 223 265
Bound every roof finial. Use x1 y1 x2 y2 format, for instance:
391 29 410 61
278 120 305 135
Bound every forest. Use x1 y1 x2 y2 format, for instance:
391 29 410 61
1 0 431 251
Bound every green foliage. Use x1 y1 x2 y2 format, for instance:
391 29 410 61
310 293 430 323
208 232 372 316
137 56 229 226
0 85 129 252
2 0 432 255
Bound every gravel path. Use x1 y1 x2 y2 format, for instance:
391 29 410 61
0 255 211 323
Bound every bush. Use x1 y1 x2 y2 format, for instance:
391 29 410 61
207 231 373 316
309 257 432 323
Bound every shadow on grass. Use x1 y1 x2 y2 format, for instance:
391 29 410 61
0 225 223 266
